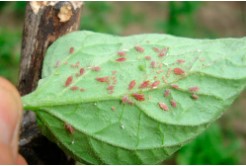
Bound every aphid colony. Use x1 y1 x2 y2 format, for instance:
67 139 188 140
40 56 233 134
60 45 200 113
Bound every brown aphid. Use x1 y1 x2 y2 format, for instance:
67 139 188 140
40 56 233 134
64 122 74 134
170 99 177 108
69 47 74 54
70 86 79 91
158 102 169 111
177 59 185 64
171 84 179 89
139 80 150 89
173 67 185 75
91 66 101 71
80 88 85 92
111 106 116 111
128 80 136 90
134 45 144 53
189 86 199 92
164 89 170 97
191 94 199 100
152 47 160 53
145 56 151 61
107 85 114 91
65 76 73 87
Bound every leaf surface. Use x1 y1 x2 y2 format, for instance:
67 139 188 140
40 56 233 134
22 31 246 164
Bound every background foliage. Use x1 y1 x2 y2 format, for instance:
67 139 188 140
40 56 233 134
0 2 246 164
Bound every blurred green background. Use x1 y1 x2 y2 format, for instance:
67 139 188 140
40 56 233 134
0 2 246 164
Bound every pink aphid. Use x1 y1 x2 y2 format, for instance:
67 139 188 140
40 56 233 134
139 80 150 89
65 76 73 87
128 80 136 90
173 67 185 75
70 86 79 91
191 94 199 100
158 48 168 57
145 56 151 61
91 66 101 71
117 51 126 57
132 93 145 101
122 96 133 105
107 85 114 91
177 59 185 64
79 68 85 76
69 47 74 54
116 57 126 62
96 76 110 83
151 61 157 68
158 102 169 111
164 89 170 97
171 84 179 89
151 81 160 89
170 99 177 108
135 45 144 53
189 86 199 92
64 123 74 134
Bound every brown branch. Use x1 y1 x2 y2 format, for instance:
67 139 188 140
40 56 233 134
18 1 83 164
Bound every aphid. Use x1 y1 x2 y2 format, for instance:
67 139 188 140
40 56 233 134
91 66 101 71
134 45 144 53
152 47 160 53
162 76 168 84
164 89 170 97
79 68 85 76
112 76 117 85
111 106 116 111
170 99 177 108
156 69 164 74
96 76 110 83
132 93 145 101
65 76 73 87
122 96 133 105
112 70 117 75
173 67 185 75
128 80 136 90
69 47 74 54
151 81 160 89
55 61 60 68
171 84 179 89
166 68 172 77
116 57 126 62
189 86 199 92
158 48 168 57
64 122 74 134
145 56 151 60
75 61 80 68
158 102 169 111
70 86 79 91
117 51 126 57
151 61 157 68
107 85 114 91
80 88 85 92
177 59 185 64
191 94 199 100
139 80 150 89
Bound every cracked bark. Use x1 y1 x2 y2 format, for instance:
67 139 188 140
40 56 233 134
18 1 83 164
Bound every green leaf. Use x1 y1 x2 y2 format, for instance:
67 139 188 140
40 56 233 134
22 31 246 164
